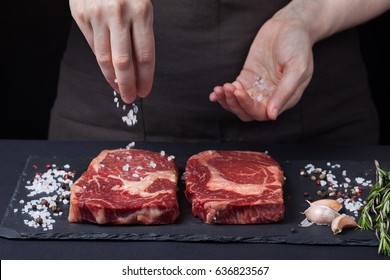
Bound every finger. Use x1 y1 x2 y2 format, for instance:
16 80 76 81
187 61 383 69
110 24 137 104
213 86 232 112
93 25 119 94
78 22 95 53
266 70 302 120
70 1 95 51
223 84 253 122
132 7 155 98
209 86 224 102
233 89 268 121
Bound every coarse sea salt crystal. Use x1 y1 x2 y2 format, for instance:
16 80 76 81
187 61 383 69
126 142 135 149
160 150 165 156
150 161 157 168
167 155 175 161
122 103 139 127
122 164 129 171
355 177 365 184
181 172 186 181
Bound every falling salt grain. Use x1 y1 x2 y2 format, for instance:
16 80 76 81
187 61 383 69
160 150 166 156
132 103 138 114
181 172 186 181
126 142 135 149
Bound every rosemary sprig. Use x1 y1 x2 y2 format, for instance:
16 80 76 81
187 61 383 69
358 160 390 256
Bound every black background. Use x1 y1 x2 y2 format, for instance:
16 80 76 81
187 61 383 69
1 1 389 143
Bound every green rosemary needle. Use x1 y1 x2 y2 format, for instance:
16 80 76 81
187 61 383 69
358 160 390 256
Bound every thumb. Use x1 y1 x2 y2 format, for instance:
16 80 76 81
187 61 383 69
267 70 302 120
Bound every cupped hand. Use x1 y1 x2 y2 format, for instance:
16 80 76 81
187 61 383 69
70 0 155 103
210 14 314 121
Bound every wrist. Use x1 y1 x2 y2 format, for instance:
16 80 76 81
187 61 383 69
272 0 337 45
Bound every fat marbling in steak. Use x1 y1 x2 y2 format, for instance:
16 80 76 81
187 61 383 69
185 150 284 224
68 149 179 225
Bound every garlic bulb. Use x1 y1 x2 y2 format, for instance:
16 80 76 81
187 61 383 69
302 200 340 226
331 214 358 235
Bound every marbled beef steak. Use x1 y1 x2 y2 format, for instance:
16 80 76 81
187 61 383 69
185 150 284 224
68 149 179 225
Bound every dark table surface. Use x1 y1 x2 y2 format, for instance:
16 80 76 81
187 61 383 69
1 140 389 260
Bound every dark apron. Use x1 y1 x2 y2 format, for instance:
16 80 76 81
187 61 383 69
49 0 379 144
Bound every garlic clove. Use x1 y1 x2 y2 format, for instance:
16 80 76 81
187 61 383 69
311 199 343 212
304 203 340 225
299 218 314 227
331 214 358 235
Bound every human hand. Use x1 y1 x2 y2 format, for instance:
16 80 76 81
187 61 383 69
209 14 314 121
70 0 155 103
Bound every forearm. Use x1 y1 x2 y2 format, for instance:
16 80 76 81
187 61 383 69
274 0 390 44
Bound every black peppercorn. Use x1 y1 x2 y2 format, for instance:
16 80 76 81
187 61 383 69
40 199 49 207
35 217 43 225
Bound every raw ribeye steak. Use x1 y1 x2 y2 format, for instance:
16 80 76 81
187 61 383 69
185 150 284 224
68 149 179 225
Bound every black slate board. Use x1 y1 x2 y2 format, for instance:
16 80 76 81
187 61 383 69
0 153 380 246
